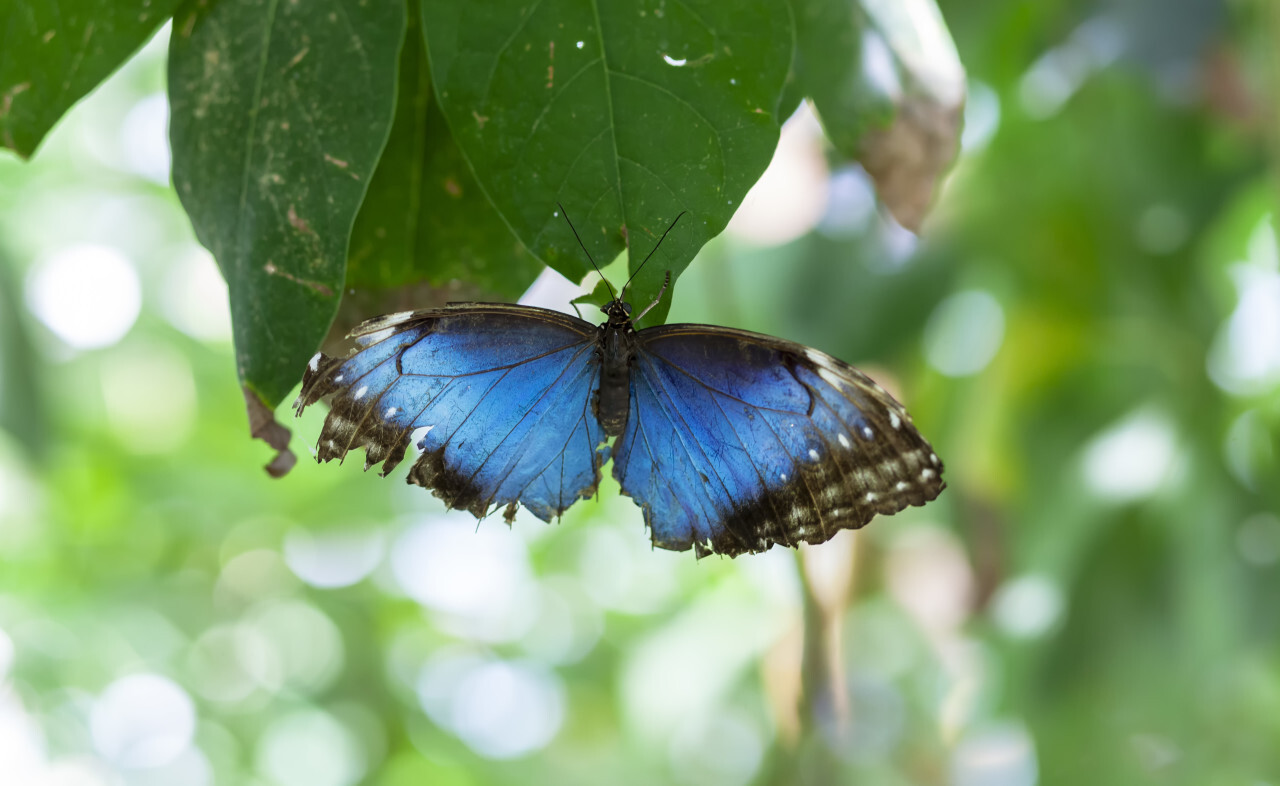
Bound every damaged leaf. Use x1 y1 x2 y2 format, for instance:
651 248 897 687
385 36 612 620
792 0 965 231
167 0 404 460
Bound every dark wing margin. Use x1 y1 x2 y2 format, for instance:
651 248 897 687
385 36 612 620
614 324 945 557
295 303 609 523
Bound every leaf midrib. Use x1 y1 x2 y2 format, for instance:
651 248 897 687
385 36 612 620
588 0 626 252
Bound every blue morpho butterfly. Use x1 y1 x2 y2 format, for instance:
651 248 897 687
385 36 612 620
295 210 945 557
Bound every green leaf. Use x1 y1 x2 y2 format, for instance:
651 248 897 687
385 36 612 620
0 0 182 158
347 4 541 299
167 0 405 409
420 0 792 325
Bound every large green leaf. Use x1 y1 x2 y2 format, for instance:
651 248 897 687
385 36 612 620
347 3 541 299
0 0 182 158
167 0 404 413
420 0 793 326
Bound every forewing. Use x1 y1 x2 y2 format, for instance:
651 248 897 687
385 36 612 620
296 304 608 522
613 325 944 557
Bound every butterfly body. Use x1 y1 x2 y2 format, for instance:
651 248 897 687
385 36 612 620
297 296 944 557
595 300 636 436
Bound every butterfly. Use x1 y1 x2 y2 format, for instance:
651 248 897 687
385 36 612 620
295 214 944 558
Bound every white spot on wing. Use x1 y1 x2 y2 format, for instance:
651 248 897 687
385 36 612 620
354 385 369 400
380 311 415 326
921 468 935 480
308 352 321 371
890 411 902 429
895 481 909 491
334 374 344 383
780 472 788 481
817 365 845 389
865 492 877 502
808 449 820 461
363 327 394 345
838 434 851 449
806 348 847 389
385 406 398 418
862 425 874 439
930 453 940 465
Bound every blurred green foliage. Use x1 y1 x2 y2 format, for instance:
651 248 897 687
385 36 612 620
1 1 1279 786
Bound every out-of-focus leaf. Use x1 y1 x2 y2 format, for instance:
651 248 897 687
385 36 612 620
790 0 887 150
793 0 964 231
420 0 792 326
347 6 541 301
854 0 965 231
167 0 404 418
0 0 182 158
0 245 45 457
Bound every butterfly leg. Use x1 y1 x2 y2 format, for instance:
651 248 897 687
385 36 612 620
633 270 672 323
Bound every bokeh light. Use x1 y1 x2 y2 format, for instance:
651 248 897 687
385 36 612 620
25 244 142 350
119 93 172 185
951 722 1038 786
283 526 385 589
89 673 195 769
159 244 232 343
417 650 566 759
1081 409 1179 501
257 708 366 786
2 3 1278 784
1207 219 1280 395
923 289 1005 377
391 513 538 642
990 575 1065 640
726 105 828 246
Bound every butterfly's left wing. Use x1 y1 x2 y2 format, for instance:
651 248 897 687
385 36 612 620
296 304 608 522
612 324 945 557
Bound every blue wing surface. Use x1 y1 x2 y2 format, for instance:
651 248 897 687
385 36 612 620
296 304 608 522
612 325 945 557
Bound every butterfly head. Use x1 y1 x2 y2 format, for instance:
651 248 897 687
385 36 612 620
601 299 633 328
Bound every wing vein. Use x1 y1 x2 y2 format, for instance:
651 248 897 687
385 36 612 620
633 353 752 552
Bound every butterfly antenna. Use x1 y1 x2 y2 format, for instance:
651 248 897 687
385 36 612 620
558 203 616 301
633 270 671 323
620 211 686 299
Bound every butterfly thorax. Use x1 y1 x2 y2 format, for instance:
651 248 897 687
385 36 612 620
596 299 637 436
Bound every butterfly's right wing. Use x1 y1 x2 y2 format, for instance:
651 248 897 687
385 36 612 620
296 304 609 522
613 324 944 557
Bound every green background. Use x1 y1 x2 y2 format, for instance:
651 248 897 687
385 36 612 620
1 1 1279 784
